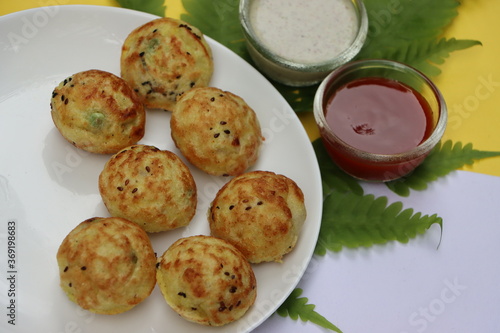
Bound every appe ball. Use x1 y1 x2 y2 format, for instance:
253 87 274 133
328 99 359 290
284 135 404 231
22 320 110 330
50 69 145 154
56 217 156 315
120 17 213 111
98 145 197 233
209 171 306 263
171 87 263 176
156 235 257 326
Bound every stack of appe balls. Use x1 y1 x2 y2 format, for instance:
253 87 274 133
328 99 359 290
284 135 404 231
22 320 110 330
50 16 214 155
53 15 306 329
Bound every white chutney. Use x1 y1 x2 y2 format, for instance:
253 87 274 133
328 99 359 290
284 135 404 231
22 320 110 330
249 0 358 64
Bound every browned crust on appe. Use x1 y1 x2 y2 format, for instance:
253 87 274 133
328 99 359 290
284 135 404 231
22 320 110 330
56 217 157 314
50 69 145 154
171 87 263 176
120 17 213 111
156 235 256 326
208 171 306 263
98 145 197 233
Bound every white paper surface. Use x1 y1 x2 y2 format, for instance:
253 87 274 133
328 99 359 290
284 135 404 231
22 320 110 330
256 170 500 332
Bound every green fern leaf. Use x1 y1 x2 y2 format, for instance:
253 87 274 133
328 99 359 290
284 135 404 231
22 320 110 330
313 139 364 197
364 37 481 77
277 288 344 332
315 190 443 255
386 140 500 196
358 0 460 55
273 84 318 113
356 0 481 77
180 0 248 59
115 0 166 17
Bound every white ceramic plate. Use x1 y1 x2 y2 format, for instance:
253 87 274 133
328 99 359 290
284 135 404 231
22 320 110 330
0 5 322 333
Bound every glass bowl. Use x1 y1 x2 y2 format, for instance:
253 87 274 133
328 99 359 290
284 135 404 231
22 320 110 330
239 0 368 87
313 59 448 181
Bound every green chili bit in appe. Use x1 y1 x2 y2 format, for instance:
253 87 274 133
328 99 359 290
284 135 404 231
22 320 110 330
88 112 105 128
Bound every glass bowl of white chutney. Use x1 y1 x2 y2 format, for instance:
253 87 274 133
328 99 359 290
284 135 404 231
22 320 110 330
239 0 368 87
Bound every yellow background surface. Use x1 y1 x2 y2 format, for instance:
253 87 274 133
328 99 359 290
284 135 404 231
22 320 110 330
2 0 499 176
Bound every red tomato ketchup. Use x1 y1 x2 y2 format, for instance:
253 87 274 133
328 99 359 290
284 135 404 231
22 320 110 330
321 77 435 181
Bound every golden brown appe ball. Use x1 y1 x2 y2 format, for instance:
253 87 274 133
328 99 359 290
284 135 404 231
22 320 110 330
208 171 306 263
121 17 213 111
98 145 197 233
156 235 257 326
50 69 145 154
171 87 263 176
56 217 156 315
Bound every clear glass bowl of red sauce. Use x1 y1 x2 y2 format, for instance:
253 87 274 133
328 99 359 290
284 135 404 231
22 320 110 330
313 59 447 181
